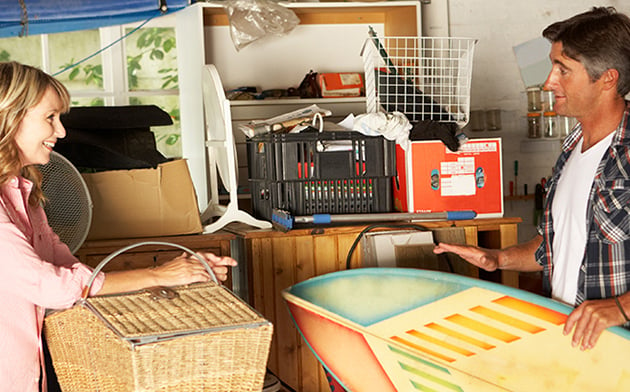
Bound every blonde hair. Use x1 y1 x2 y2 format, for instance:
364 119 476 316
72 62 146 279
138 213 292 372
0 62 70 205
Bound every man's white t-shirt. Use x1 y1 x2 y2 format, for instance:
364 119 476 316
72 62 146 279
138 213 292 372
551 132 614 305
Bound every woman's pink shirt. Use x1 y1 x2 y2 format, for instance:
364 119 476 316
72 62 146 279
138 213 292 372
0 176 104 391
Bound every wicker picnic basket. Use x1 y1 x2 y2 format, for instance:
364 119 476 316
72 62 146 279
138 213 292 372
44 241 273 392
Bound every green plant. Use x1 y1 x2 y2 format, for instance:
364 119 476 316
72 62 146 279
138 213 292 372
127 28 178 90
62 59 103 89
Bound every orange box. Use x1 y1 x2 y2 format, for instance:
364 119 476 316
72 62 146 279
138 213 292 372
318 72 363 98
393 138 503 218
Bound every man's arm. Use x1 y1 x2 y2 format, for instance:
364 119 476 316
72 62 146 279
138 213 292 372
433 235 543 272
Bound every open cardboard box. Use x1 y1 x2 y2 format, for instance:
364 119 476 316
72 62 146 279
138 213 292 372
82 159 202 240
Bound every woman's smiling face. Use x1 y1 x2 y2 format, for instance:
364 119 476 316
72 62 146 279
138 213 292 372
14 86 66 166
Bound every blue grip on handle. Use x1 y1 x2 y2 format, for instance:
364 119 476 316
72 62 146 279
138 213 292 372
312 214 332 224
446 210 477 220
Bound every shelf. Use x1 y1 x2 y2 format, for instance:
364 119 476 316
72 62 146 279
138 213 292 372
229 97 368 122
201 1 419 36
229 97 366 107
176 0 422 235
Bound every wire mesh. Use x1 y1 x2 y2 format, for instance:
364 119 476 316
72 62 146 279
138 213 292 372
363 36 477 128
38 151 92 253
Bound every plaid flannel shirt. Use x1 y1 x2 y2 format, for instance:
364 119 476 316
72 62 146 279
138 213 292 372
535 102 630 306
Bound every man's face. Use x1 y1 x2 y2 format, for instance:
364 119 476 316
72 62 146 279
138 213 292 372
543 42 604 120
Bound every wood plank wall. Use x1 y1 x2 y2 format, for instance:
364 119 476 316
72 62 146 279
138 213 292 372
248 228 362 392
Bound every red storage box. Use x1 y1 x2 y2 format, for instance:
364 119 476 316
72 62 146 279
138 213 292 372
393 138 503 218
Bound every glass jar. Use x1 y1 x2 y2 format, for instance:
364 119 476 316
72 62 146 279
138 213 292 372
527 112 542 138
527 86 542 112
558 116 577 138
485 109 501 131
470 109 485 131
542 88 555 112
543 111 558 138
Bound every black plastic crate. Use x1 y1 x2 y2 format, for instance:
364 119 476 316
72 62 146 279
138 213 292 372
247 130 395 181
247 130 395 221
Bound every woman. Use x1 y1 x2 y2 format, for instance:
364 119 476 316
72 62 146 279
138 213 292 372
0 61 237 391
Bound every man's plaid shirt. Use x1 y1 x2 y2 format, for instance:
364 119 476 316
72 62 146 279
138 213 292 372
535 102 630 308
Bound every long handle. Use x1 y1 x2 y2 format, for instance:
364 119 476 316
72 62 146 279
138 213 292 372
368 26 397 75
295 211 477 225
82 241 218 300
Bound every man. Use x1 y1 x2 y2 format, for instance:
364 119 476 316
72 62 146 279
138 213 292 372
434 6 630 351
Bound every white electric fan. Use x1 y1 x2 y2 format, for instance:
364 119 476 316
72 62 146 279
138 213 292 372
200 64 271 232
37 151 92 254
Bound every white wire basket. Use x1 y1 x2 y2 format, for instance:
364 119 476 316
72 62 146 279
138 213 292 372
362 36 477 128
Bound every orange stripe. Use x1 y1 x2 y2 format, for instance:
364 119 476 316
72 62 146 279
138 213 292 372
470 306 545 334
493 296 567 325
391 336 456 363
446 314 520 343
406 329 475 356
425 323 495 350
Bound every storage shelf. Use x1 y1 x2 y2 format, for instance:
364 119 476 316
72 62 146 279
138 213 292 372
202 1 419 36
230 97 366 107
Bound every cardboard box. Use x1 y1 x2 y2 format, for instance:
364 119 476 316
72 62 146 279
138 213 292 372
82 159 202 240
393 138 503 218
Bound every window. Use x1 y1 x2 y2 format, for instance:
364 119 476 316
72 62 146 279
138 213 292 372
0 14 182 158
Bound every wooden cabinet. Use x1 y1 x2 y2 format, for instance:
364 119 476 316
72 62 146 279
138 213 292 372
228 217 521 392
75 231 235 285
175 1 422 209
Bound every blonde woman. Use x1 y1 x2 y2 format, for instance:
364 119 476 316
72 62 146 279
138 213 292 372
0 62 237 392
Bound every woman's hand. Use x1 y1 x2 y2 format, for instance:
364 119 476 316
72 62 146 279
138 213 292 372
194 252 238 282
153 252 237 285
98 252 238 295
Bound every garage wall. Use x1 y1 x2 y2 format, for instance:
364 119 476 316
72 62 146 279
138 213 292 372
442 0 627 240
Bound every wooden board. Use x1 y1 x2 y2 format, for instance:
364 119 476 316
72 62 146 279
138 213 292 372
282 268 630 391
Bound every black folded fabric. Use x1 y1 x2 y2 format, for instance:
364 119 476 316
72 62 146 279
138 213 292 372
409 120 460 152
376 70 453 122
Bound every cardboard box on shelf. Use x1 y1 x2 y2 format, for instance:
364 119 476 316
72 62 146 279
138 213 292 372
393 138 503 218
82 159 202 240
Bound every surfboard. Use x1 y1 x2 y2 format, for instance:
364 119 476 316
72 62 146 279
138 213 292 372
282 268 630 391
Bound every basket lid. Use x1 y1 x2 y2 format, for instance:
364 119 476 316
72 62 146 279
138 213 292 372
84 282 269 345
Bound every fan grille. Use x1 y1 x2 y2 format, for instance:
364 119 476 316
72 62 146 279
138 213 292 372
37 151 92 254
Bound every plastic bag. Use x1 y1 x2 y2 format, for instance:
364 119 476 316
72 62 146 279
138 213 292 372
224 0 300 51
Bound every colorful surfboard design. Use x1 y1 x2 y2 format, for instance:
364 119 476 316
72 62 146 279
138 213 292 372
282 268 630 391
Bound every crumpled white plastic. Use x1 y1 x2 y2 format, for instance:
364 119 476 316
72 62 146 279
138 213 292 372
224 0 300 51
339 111 412 151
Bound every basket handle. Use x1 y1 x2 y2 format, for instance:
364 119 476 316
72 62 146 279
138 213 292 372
81 241 218 300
